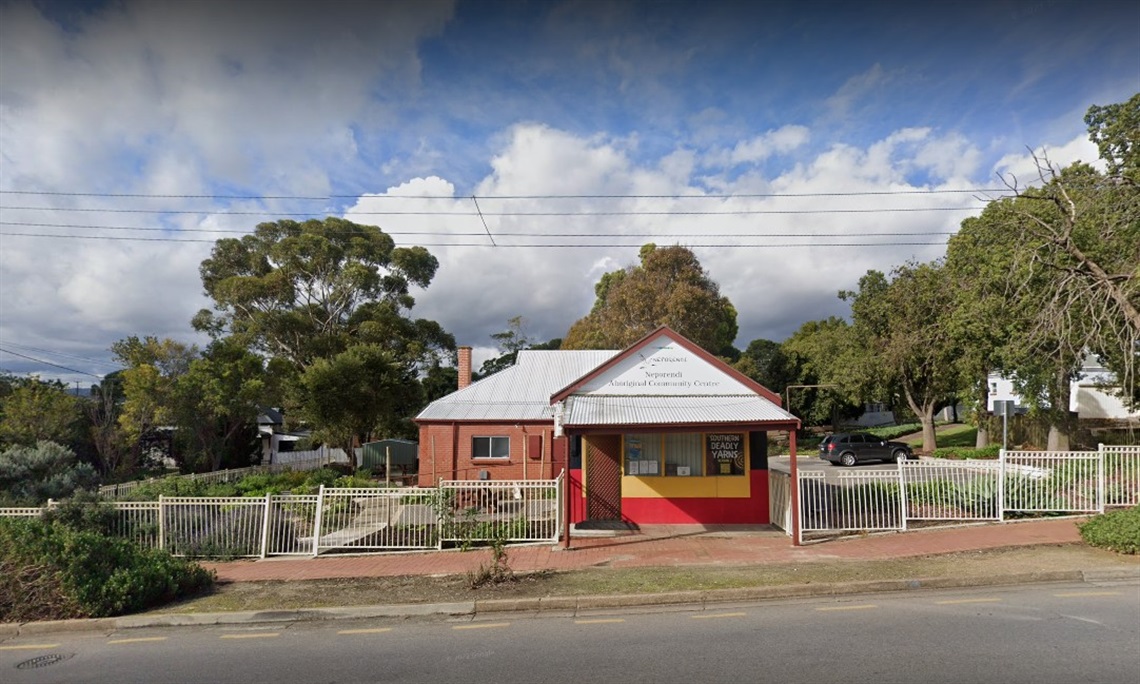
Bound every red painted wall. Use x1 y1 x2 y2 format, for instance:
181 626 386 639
568 468 586 524
568 469 769 525
620 470 770 524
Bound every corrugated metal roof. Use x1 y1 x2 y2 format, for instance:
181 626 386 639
563 395 797 426
415 350 618 422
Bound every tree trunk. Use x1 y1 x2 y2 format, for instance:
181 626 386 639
903 386 938 454
1046 425 1070 451
920 406 938 454
975 380 990 448
344 435 359 471
1045 368 1075 451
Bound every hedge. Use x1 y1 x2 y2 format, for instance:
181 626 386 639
0 515 214 622
1078 506 1140 554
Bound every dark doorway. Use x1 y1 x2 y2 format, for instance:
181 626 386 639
585 435 622 521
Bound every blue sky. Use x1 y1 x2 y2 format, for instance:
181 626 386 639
0 0 1137 384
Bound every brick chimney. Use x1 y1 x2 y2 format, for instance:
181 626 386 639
457 346 472 389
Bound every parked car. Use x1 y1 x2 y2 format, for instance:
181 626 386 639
819 432 914 466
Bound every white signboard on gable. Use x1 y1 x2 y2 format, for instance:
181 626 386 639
578 335 752 396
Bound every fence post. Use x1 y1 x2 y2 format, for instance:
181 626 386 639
795 475 803 546
311 485 325 557
897 461 908 531
259 493 271 559
997 449 1006 522
1097 447 1105 514
555 470 564 543
158 495 166 551
436 481 445 550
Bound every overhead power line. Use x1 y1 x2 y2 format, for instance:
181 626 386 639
0 232 949 248
0 347 104 378
0 221 956 238
0 342 121 370
0 205 986 216
0 188 1011 200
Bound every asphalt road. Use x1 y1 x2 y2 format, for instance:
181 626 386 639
4 581 1138 684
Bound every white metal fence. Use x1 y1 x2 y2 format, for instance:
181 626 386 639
785 443 1139 543
5 475 564 558
1102 444 1140 507
438 478 563 544
799 470 903 533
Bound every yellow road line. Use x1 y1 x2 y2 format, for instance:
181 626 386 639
338 628 393 635
108 637 168 644
0 644 59 651
816 604 877 612
575 618 626 624
935 598 1003 605
220 633 280 639
691 612 747 619
1053 591 1122 598
453 623 510 630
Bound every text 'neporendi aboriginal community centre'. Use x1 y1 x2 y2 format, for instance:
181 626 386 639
415 326 802 532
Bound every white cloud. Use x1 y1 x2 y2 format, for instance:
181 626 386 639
723 125 811 165
337 123 987 353
991 134 1102 190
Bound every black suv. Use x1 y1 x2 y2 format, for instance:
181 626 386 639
819 432 914 466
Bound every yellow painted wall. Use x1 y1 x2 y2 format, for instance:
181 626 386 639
618 432 751 499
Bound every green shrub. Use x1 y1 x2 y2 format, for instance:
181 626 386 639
0 516 214 621
929 445 1002 460
116 467 382 501
0 441 100 505
40 490 118 536
1078 506 1140 554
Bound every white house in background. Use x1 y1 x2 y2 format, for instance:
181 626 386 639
987 356 1140 422
850 402 895 427
257 407 304 464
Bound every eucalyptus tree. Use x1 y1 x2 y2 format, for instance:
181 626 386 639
0 377 83 448
193 217 455 463
562 244 738 356
112 336 197 471
194 217 453 374
295 345 422 467
842 263 961 453
944 96 1139 448
778 317 865 428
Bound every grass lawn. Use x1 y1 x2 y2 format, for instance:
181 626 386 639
904 423 978 448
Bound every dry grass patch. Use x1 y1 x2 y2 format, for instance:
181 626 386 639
152 544 1137 615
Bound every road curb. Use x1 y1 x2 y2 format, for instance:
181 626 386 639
3 566 1136 636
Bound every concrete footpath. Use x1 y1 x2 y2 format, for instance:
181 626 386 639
4 519 1139 637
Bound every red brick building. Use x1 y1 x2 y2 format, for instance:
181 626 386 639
416 327 801 527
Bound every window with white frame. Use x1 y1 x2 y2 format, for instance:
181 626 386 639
624 434 662 476
473 436 510 459
664 433 702 476
624 433 704 477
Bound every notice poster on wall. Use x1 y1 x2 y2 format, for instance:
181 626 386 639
706 433 745 476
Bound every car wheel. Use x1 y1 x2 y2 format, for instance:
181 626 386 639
839 452 857 467
893 450 909 464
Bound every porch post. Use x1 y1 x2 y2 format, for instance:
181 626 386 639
788 426 801 546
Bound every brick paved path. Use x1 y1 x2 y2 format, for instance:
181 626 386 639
202 518 1084 582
